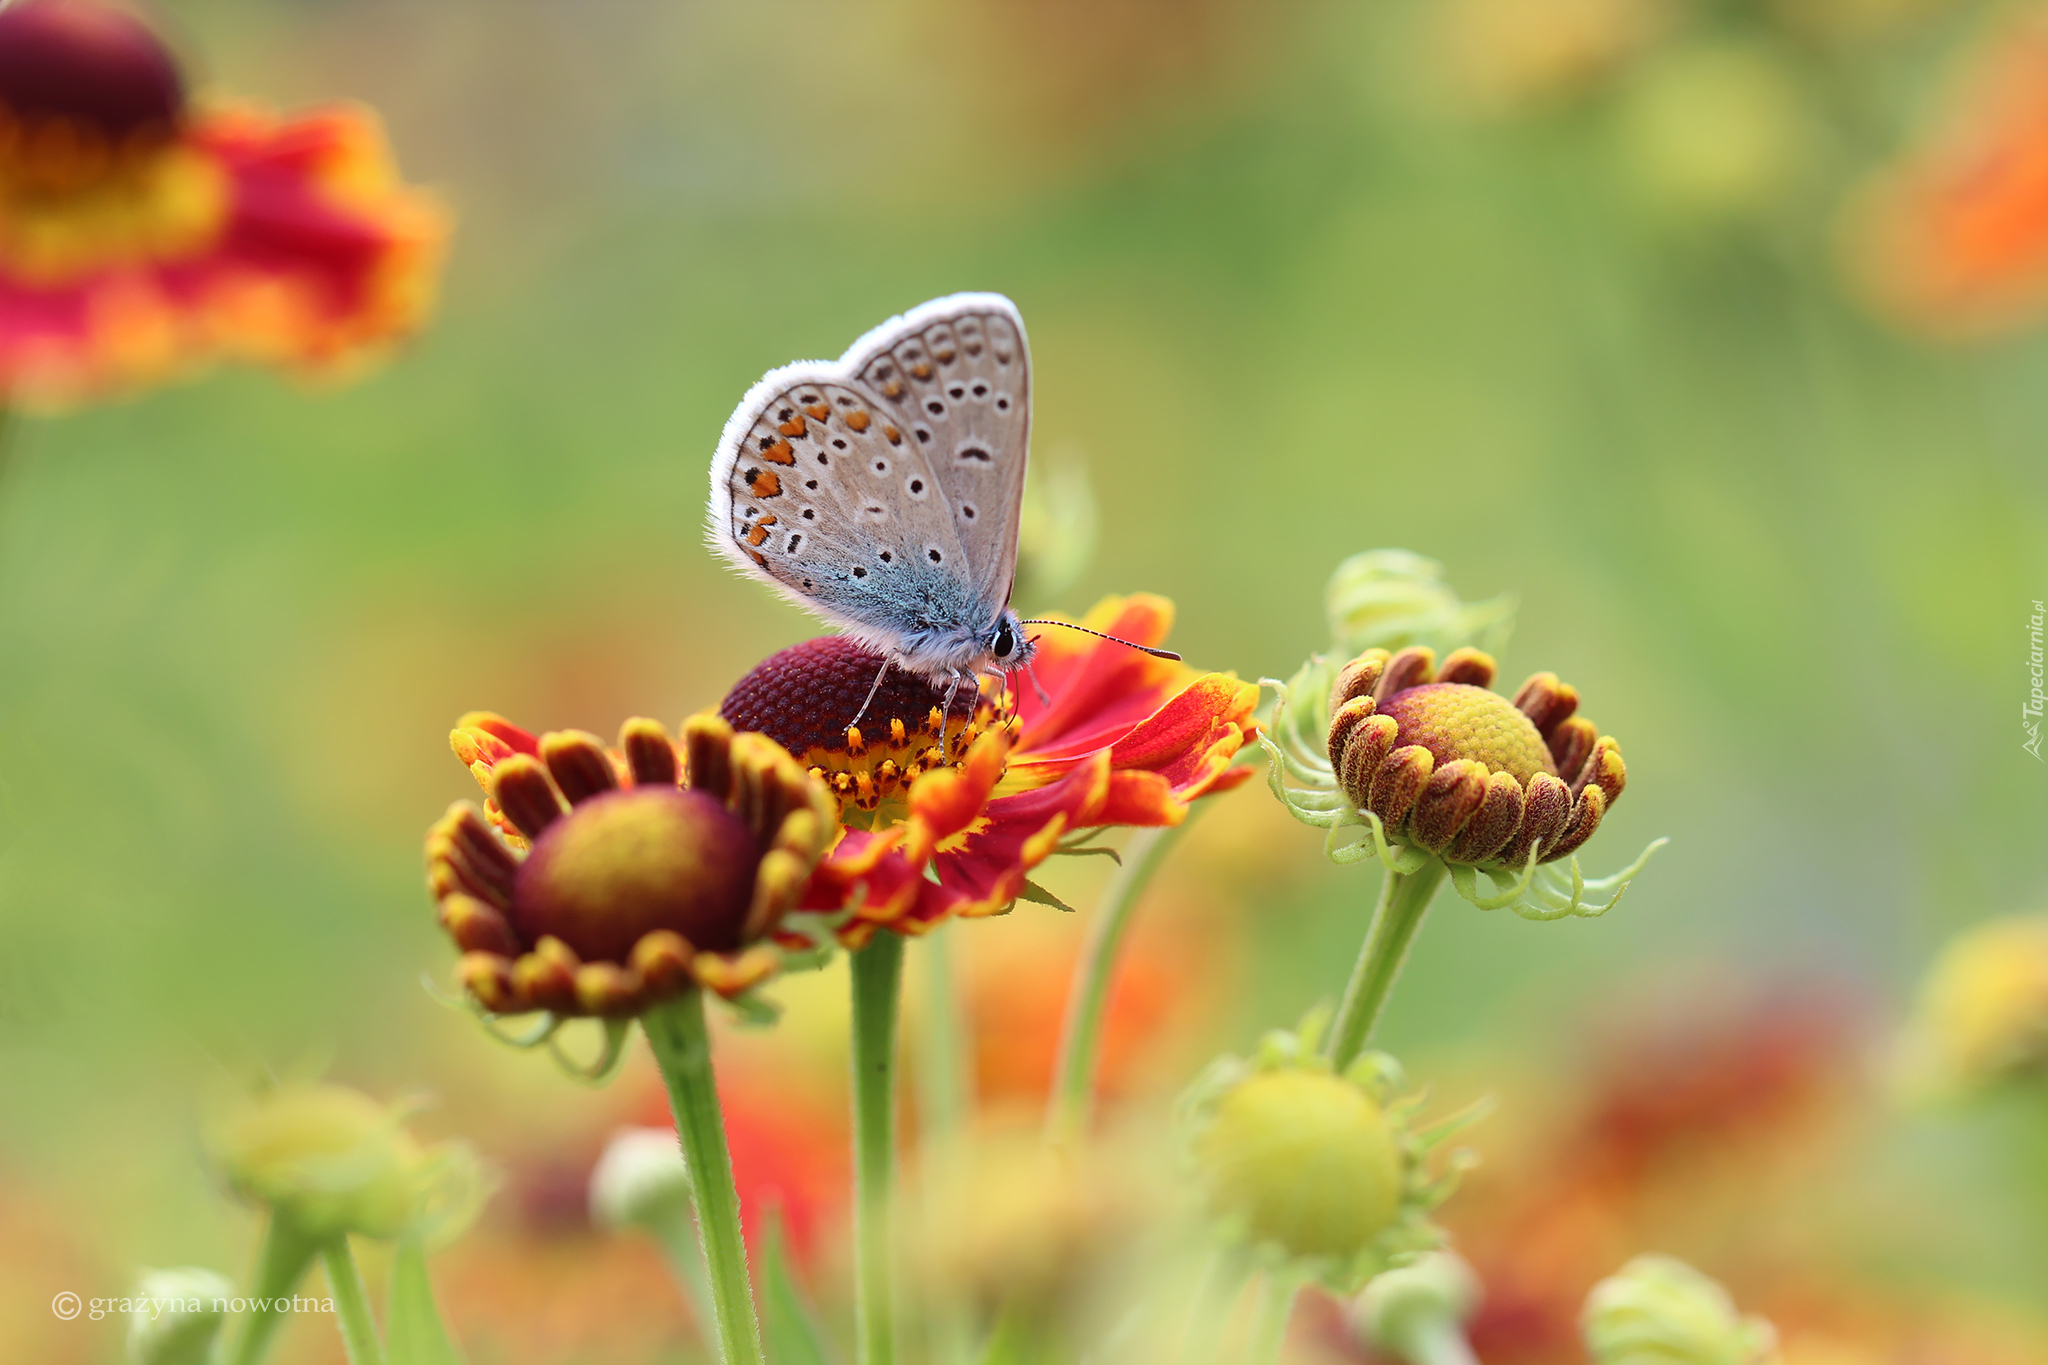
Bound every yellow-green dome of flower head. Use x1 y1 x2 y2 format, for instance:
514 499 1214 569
208 1083 485 1243
1180 1024 1480 1292
1375 683 1558 786
1196 1069 1403 1260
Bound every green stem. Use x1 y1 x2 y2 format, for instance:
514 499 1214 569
321 1239 385 1365
1045 820 1193 1145
1245 1277 1297 1365
851 932 907 1365
1326 861 1447 1071
226 1214 320 1365
644 990 767 1365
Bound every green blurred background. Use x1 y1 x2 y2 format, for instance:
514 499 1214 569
3 0 2046 1360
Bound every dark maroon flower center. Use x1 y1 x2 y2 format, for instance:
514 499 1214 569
0 1 183 147
510 787 759 960
722 635 964 755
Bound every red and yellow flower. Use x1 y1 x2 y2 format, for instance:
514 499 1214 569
718 594 1260 943
0 0 447 410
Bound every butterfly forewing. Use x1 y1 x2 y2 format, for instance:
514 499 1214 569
849 302 1029 613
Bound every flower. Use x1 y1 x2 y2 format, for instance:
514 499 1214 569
1268 641 1661 918
721 593 1259 941
1351 1252 1483 1363
1845 12 2048 340
208 1082 486 1244
1180 1021 1479 1292
127 1266 236 1365
587 1127 692 1233
433 713 838 1015
1581 1255 1779 1365
1895 913 2048 1099
0 0 448 410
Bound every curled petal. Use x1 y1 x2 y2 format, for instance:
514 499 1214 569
1447 771 1525 865
618 717 681 787
1410 758 1489 853
1546 784 1608 864
1332 650 1391 709
1435 648 1496 688
489 754 565 842
1548 715 1597 780
1374 646 1436 703
1369 745 1435 833
541 730 620 804
1510 673 1578 738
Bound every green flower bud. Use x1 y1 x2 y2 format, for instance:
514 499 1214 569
1325 550 1515 660
1582 1255 1779 1365
1352 1251 1482 1362
1181 1024 1479 1292
126 1267 235 1365
588 1126 691 1231
209 1083 487 1243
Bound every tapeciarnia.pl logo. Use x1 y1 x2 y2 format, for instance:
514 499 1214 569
2026 599 2044 761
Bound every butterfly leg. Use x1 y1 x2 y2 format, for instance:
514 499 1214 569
940 669 965 756
849 656 892 732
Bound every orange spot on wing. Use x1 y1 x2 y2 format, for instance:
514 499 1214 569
846 411 871 432
883 425 902 444
882 380 904 399
911 361 933 380
779 416 807 437
805 402 830 421
761 439 796 465
747 524 770 546
748 470 783 498
748 549 767 566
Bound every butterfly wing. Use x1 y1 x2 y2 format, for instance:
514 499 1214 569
844 294 1030 617
707 293 1031 676
707 366 981 669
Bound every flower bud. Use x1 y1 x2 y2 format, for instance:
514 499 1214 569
588 1126 691 1231
209 1083 486 1243
1324 550 1514 660
1351 1252 1482 1362
1582 1255 1778 1365
126 1266 234 1365
1195 1068 1403 1260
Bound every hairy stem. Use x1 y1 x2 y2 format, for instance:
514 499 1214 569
321 1239 385 1365
1327 860 1448 1070
644 991 766 1365
851 932 907 1365
1045 819 1193 1144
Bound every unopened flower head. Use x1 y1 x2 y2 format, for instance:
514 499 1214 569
1268 635 1662 919
433 713 839 1016
1180 1021 1480 1292
0 0 448 410
1582 1255 1779 1365
1350 1251 1482 1360
208 1082 486 1244
588 1125 691 1232
1895 913 2048 1100
127 1266 235 1365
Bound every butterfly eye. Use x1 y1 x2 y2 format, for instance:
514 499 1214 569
992 622 1016 659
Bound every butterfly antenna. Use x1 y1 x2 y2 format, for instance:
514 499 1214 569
848 657 891 732
1018 620 1182 661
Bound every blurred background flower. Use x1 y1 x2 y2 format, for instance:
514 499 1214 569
0 0 447 412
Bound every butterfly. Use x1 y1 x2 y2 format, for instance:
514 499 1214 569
707 292 1175 724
